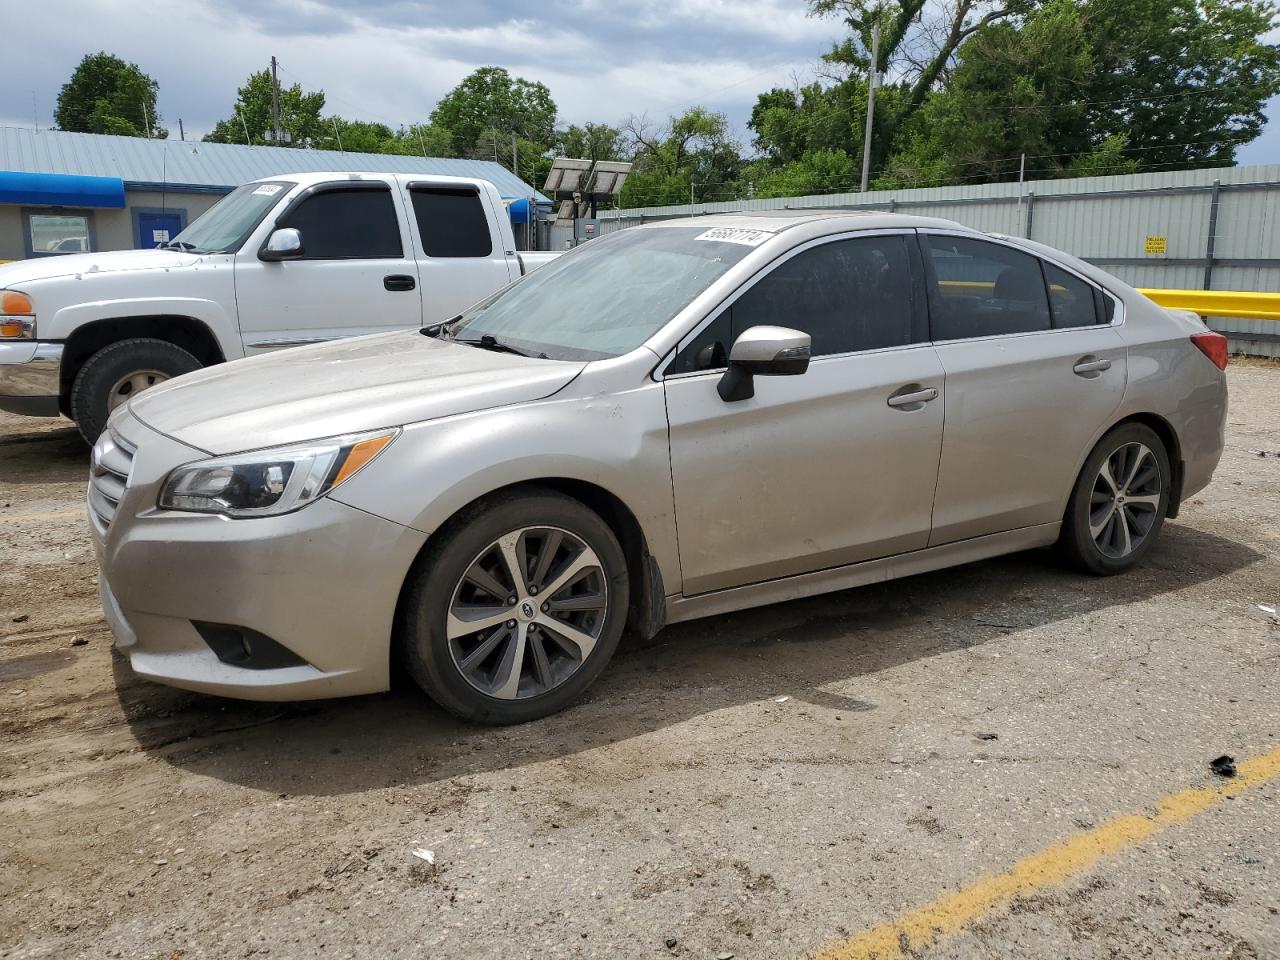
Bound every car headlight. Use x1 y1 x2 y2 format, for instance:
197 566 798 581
0 290 35 339
158 429 398 518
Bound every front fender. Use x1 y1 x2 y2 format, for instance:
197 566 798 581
329 383 681 595
45 297 244 360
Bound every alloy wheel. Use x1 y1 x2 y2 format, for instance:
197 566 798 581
1089 441 1162 559
107 370 169 411
447 526 608 700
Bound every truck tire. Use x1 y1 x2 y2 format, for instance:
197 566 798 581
70 338 201 443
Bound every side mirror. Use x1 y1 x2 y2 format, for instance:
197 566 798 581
717 325 811 402
260 227 303 261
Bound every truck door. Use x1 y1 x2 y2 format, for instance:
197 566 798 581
233 180 424 351
404 183 519 324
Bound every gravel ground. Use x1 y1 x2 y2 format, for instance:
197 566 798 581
2 364 1278 960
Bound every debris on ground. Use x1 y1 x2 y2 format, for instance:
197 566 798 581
773 696 790 703
1258 603 1276 616
664 937 677 949
974 732 999 741
70 636 88 647
1209 755 1237 778
411 848 435 864
11 613 29 623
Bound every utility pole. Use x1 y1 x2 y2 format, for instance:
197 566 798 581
1016 152 1027 230
178 118 185 141
270 55 282 145
860 19 881 193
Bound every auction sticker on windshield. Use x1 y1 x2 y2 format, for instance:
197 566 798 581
253 184 284 196
694 227 774 247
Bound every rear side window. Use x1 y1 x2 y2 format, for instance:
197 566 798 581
668 234 918 373
924 236 1051 340
276 186 403 259
411 187 493 258
1044 262 1101 328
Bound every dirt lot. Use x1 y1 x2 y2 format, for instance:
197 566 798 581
2 366 1278 960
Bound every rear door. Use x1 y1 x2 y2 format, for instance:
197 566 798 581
405 183 518 324
664 231 945 595
921 232 1128 545
233 180 423 351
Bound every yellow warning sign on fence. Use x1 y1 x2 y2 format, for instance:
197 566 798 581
1144 235 1168 255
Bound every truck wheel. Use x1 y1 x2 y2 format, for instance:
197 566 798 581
70 338 201 443
399 488 629 725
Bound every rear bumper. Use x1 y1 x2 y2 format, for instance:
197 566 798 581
0 341 62 416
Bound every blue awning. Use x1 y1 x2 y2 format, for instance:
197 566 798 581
0 170 126 208
502 196 533 224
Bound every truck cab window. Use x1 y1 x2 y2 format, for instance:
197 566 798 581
411 188 494 258
277 186 403 259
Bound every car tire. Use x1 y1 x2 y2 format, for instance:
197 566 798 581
68 337 199 442
70 338 202 444
399 488 629 724
1060 422 1172 575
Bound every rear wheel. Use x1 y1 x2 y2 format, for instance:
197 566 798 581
70 338 201 443
400 489 629 724
1060 423 1171 575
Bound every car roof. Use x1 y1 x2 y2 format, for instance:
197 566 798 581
635 209 980 236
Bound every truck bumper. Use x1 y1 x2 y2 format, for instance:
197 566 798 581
0 341 62 417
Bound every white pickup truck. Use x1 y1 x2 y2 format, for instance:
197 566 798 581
0 172 557 441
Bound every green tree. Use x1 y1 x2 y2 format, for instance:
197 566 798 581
619 108 744 206
204 71 326 147
55 52 165 138
429 67 558 159
556 123 624 163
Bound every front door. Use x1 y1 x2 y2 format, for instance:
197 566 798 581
920 232 1129 545
137 211 184 249
664 233 945 596
233 181 423 350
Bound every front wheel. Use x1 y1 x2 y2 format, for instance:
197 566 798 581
1060 423 1171 575
69 338 201 443
399 489 629 724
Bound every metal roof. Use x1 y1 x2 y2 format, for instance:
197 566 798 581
0 127 548 201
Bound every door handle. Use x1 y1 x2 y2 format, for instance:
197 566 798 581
1073 356 1112 377
886 386 939 409
384 274 416 292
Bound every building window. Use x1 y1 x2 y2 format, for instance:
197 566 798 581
27 212 93 256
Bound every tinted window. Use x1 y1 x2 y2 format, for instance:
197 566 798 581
925 236 1051 340
668 235 917 373
412 188 493 257
1043 262 1100 328
277 187 402 259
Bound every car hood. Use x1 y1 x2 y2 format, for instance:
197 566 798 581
128 331 586 454
0 248 206 286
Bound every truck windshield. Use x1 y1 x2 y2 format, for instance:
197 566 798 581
448 226 761 361
167 181 291 254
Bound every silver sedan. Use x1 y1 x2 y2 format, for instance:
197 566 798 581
89 212 1228 723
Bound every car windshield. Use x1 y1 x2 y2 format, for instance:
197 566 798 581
448 226 762 361
168 181 291 254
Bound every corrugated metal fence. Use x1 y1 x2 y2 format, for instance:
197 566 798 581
588 164 1280 356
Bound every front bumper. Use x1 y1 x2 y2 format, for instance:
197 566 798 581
0 341 62 416
92 409 429 701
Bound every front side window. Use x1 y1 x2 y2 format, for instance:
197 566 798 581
276 186 403 259
669 234 917 374
411 187 493 257
29 213 91 255
447 226 758 361
925 235 1051 340
171 181 290 254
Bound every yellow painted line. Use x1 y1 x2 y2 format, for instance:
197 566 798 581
812 745 1280 960
0 509 83 524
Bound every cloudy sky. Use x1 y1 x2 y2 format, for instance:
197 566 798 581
1 0 1277 165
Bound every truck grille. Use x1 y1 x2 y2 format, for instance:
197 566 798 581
89 425 136 530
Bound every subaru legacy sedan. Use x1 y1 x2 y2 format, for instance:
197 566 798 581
90 212 1228 724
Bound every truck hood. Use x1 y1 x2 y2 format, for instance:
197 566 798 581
0 249 206 286
127 331 586 454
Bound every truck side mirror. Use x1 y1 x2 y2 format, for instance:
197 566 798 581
260 228 304 262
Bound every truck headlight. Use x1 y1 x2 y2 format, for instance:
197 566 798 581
158 429 398 518
0 290 34 339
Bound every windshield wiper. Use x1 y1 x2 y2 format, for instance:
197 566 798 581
454 334 544 358
162 240 212 253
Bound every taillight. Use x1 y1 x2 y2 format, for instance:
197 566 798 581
1190 332 1228 370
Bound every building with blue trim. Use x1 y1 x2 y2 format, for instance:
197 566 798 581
0 128 548 262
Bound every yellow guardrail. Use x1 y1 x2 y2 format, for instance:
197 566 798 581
1137 289 1280 322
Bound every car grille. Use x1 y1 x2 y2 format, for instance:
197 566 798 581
89 424 137 530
